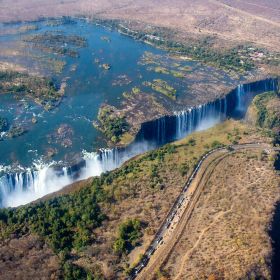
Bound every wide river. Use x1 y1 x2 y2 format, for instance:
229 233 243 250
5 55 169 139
0 18 235 169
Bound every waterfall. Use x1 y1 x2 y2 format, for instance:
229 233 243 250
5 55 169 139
82 148 120 179
175 98 227 139
0 163 73 207
0 78 278 208
236 84 245 112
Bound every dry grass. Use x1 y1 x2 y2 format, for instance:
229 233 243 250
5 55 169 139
0 234 60 280
162 149 280 279
54 120 270 278
0 0 279 52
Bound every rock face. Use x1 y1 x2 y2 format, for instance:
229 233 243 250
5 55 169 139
48 124 74 148
0 118 278 279
246 91 280 137
0 234 60 280
245 104 258 126
96 91 170 146
45 147 58 158
6 126 26 138
101 63 111 70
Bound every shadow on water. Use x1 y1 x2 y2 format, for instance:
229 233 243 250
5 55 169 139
270 153 280 280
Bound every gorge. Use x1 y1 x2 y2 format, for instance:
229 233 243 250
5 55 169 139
0 77 278 207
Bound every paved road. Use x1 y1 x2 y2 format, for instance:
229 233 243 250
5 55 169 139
128 142 279 280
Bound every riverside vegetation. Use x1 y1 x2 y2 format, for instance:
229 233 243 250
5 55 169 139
0 18 279 277
0 99 277 279
248 91 280 143
143 79 177 100
25 31 87 58
94 19 256 74
0 70 62 110
96 105 130 144
254 92 280 130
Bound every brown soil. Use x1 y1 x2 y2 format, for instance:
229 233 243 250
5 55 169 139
160 149 280 280
0 0 279 53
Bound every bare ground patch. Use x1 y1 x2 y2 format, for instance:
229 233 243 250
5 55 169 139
0 234 60 280
0 0 279 53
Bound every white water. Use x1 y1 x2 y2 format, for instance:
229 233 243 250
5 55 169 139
175 98 227 139
0 141 154 207
0 162 72 207
236 84 245 112
0 100 225 207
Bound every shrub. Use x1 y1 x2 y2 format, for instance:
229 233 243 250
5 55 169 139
211 140 223 148
63 261 93 280
113 219 142 255
179 163 189 176
188 138 196 146
98 106 130 142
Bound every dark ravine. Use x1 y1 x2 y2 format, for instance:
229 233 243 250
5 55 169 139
0 77 278 207
270 201 280 280
136 78 279 144
270 153 280 280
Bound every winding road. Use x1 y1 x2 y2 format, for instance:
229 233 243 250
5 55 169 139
128 142 279 280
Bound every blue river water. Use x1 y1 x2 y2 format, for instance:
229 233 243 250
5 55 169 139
0 18 236 169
